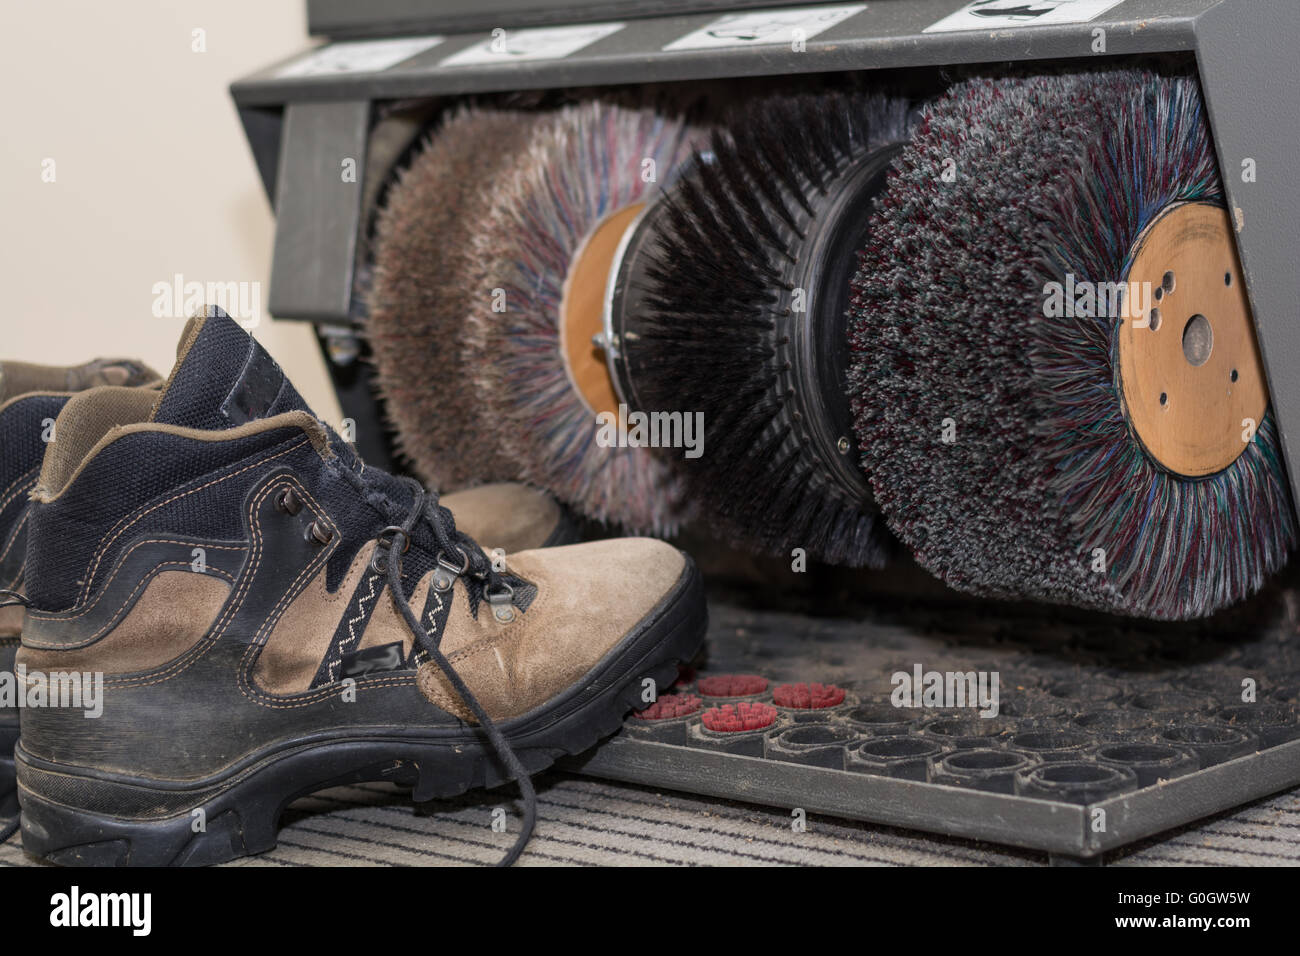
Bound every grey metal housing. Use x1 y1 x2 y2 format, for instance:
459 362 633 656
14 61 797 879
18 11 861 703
229 0 1300 505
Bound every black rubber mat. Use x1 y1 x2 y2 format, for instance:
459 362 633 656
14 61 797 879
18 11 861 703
566 561 1300 864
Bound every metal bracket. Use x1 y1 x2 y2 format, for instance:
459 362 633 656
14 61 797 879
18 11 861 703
267 100 370 323
1193 0 1300 510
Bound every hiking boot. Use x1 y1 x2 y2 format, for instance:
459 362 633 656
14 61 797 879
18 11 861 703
0 358 158 832
14 312 705 865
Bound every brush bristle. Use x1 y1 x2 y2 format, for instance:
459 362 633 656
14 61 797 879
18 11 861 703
466 101 702 534
625 93 912 566
848 70 1295 620
368 106 542 491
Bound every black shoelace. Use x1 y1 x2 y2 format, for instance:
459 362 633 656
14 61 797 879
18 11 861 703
377 476 538 867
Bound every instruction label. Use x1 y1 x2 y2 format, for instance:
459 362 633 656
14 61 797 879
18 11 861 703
439 22 624 66
664 4 865 51
276 36 444 77
924 0 1126 33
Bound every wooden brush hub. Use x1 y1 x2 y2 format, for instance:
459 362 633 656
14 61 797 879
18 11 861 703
560 203 644 418
1117 201 1267 478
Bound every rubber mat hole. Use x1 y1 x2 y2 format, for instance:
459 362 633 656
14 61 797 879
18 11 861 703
1037 764 1114 784
849 704 906 725
1097 743 1177 764
1162 725 1235 745
1182 314 1213 367
1048 680 1122 702
1149 307 1162 331
1231 368 1239 382
947 750 1022 771
1012 730 1088 752
924 717 1011 740
1162 270 1176 293
1225 271 1232 286
783 725 853 746
860 737 936 758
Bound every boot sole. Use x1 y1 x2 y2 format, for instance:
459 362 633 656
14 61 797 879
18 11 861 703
0 725 17 827
17 560 706 866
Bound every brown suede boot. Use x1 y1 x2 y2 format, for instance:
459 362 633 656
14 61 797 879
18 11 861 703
14 313 705 866
0 357 159 835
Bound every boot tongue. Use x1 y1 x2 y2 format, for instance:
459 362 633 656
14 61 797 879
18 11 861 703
150 307 311 429
149 308 380 483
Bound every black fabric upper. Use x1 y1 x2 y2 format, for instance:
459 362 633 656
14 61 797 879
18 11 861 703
0 394 68 588
25 311 526 615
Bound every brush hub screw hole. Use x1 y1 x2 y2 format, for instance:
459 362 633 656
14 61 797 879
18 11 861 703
1117 202 1267 477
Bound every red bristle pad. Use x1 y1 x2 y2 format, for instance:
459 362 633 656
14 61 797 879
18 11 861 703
697 674 769 697
773 682 846 710
701 702 777 733
633 693 703 721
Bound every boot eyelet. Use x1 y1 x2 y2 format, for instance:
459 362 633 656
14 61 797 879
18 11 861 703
371 526 412 573
432 547 469 592
486 582 516 623
308 521 333 545
376 525 411 554
275 488 302 515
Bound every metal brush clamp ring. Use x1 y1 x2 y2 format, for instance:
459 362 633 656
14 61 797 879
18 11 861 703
783 142 906 503
370 525 411 573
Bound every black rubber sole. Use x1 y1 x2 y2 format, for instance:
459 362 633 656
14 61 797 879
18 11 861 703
17 561 706 866
0 725 18 840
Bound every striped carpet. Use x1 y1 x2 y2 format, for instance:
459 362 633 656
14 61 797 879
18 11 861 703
4 773 1299 866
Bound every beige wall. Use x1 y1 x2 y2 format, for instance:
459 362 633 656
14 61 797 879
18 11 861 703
1 0 342 424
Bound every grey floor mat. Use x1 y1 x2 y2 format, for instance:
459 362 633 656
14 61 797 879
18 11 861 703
3 773 1298 867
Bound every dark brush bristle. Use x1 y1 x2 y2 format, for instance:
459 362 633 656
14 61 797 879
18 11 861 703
629 93 912 566
368 106 541 491
847 70 1295 620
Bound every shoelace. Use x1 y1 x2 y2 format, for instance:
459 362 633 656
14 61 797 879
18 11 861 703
377 476 538 867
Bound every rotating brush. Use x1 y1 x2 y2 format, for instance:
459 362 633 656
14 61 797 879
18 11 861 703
848 70 1295 619
605 93 914 566
368 105 544 491
462 99 702 534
